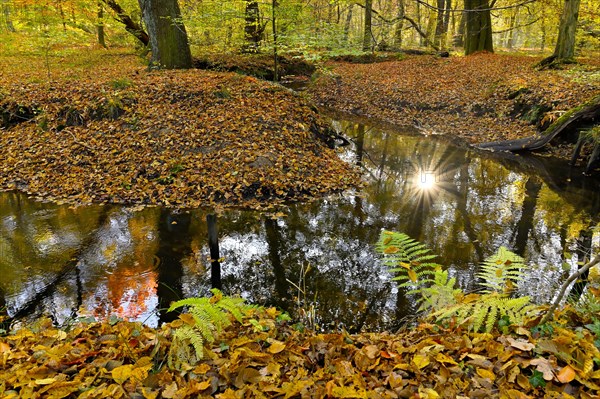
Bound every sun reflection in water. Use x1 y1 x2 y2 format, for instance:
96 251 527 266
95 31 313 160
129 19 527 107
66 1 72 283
417 171 437 191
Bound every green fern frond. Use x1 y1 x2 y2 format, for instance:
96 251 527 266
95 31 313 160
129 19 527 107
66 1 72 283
430 293 535 332
167 289 256 369
168 325 205 369
485 305 499 333
472 302 487 333
376 230 442 286
478 247 526 294
418 270 461 311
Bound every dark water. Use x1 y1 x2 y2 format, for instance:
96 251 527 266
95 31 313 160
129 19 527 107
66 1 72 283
1 117 599 331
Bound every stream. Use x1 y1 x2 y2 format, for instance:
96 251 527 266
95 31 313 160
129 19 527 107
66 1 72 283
1 116 599 332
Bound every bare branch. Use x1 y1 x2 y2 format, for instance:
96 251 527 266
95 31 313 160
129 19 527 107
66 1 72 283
540 253 600 325
415 0 538 13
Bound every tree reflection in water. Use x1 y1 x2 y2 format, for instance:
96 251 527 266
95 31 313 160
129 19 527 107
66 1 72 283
1 117 599 331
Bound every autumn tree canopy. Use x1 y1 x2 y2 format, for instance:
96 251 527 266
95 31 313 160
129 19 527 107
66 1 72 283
0 0 598 59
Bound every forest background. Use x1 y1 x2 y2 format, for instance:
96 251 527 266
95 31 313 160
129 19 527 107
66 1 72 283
0 0 598 65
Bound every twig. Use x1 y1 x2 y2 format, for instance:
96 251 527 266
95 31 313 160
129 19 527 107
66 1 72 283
64 129 96 153
540 254 600 325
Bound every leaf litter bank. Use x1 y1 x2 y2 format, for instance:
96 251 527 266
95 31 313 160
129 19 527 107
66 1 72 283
2 307 600 398
308 53 600 160
0 67 360 210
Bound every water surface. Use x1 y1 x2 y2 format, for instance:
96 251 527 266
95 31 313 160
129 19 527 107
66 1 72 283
1 117 599 331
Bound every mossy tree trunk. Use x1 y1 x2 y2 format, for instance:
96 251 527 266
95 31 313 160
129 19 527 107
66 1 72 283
434 0 451 49
393 0 404 48
464 0 493 55
553 0 581 61
2 0 15 32
343 4 354 44
244 0 262 53
97 2 107 48
363 0 372 51
138 0 192 69
479 95 600 173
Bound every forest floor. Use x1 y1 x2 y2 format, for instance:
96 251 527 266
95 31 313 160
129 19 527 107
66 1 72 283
307 52 600 162
2 302 600 398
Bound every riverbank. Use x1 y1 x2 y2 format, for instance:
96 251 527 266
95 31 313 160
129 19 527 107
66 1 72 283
0 50 360 210
307 53 600 161
2 51 599 210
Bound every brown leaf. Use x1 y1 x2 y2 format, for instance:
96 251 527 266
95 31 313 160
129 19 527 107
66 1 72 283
507 337 535 351
529 358 554 380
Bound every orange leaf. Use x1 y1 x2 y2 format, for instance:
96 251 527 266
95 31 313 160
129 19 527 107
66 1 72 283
384 246 399 254
179 313 196 326
557 365 576 383
0 342 10 353
408 269 418 282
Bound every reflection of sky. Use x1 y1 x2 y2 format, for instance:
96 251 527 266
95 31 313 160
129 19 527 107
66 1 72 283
1 117 600 330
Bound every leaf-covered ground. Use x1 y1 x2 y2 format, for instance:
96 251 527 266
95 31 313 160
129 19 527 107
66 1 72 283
308 53 600 158
0 51 360 210
2 305 600 399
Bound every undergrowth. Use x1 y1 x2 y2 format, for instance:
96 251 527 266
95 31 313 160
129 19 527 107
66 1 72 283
376 231 538 332
166 288 257 369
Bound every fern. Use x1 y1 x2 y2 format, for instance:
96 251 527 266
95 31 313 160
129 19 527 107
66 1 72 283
432 293 535 332
418 269 461 311
477 247 526 294
167 289 256 369
376 230 442 288
377 230 538 332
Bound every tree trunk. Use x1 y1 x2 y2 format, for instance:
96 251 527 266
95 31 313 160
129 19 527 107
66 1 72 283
416 0 423 46
138 0 192 69
363 0 373 51
101 0 149 46
512 177 542 257
58 0 67 32
553 0 581 61
442 0 451 46
540 16 546 52
454 11 465 47
393 0 405 48
2 0 15 32
272 0 278 81
425 8 436 46
343 4 353 44
97 2 107 48
156 210 191 323
505 10 517 49
464 0 493 55
434 0 444 47
207 214 222 290
244 0 262 53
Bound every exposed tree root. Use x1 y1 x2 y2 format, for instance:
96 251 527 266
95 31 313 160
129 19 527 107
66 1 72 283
479 94 600 173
